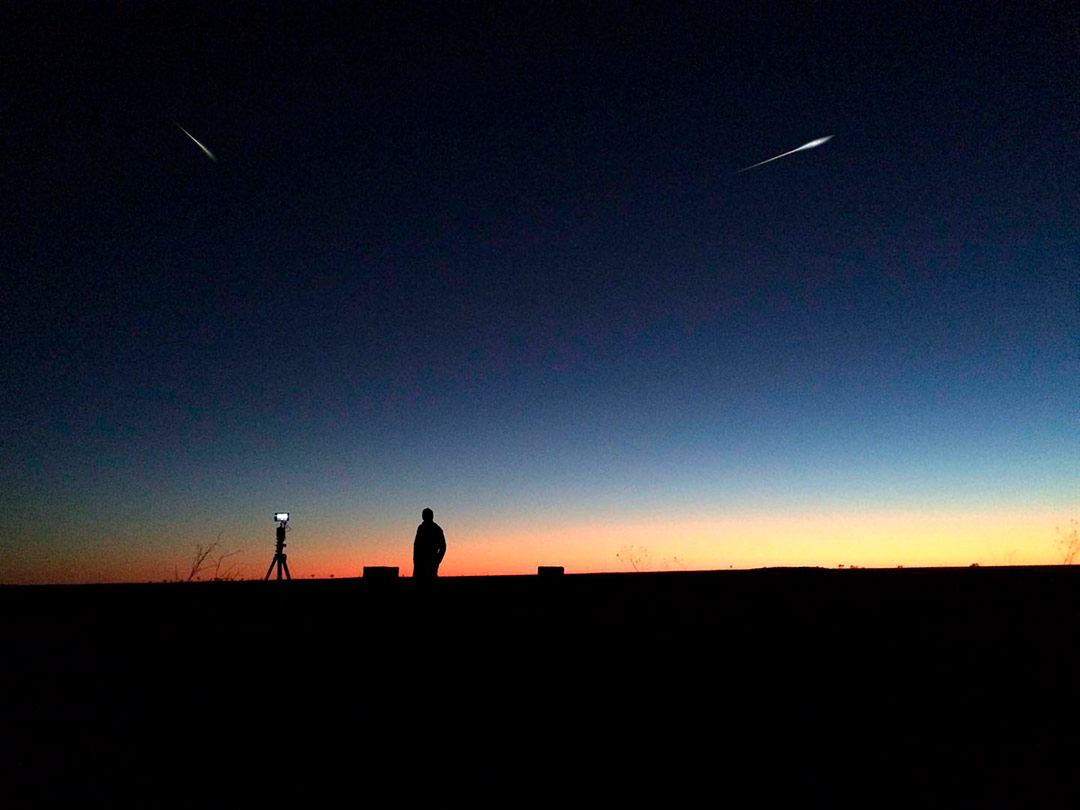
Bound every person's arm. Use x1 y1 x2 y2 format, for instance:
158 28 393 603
436 530 446 563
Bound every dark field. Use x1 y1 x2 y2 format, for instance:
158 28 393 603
4 567 1078 803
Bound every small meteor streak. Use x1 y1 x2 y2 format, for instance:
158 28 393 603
175 122 217 162
736 135 833 173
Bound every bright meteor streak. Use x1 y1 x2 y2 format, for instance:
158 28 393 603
175 122 217 162
736 135 833 173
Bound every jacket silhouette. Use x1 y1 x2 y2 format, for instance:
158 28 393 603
413 508 446 579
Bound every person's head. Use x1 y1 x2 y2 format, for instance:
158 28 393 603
422 507 434 521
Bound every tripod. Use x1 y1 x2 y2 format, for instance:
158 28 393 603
264 520 292 580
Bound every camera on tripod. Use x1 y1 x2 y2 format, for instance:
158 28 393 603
265 511 292 580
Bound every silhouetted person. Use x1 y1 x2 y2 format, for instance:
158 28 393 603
413 507 446 580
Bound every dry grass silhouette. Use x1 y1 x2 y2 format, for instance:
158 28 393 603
1056 519 1079 565
616 545 689 573
175 532 242 581
617 545 653 572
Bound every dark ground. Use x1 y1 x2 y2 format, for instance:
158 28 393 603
3 567 1078 804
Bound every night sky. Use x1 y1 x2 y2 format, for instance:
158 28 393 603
2 3 1076 583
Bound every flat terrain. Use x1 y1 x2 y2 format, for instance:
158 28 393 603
4 567 1078 803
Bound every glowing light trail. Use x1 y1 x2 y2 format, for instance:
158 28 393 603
736 135 832 173
175 122 217 162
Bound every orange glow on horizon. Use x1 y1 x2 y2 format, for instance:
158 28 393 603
4 508 1070 585
258 508 1073 580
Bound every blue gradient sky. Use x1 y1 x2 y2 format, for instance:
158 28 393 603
1 3 1076 582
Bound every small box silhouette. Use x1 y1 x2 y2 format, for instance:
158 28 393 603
363 566 399 579
537 566 564 577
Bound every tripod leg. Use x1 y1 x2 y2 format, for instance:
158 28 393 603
282 557 291 580
265 557 277 580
